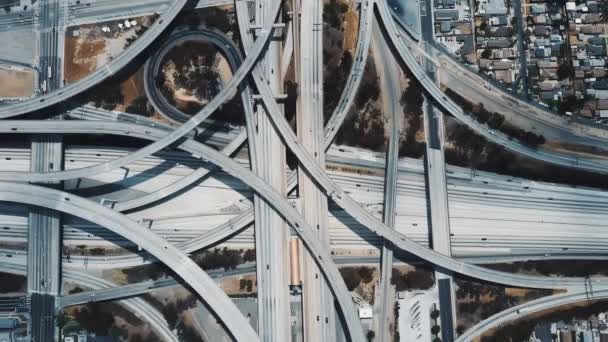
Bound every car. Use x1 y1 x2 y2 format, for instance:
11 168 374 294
488 130 496 135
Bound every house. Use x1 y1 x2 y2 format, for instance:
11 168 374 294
537 60 558 68
597 99 608 110
489 15 508 26
439 21 453 33
532 15 548 25
588 36 606 46
589 59 605 67
592 69 606 78
580 25 603 34
534 38 551 47
491 60 513 69
486 38 512 48
435 9 459 21
535 47 550 58
530 4 547 14
493 26 512 37
541 90 556 101
494 69 514 83
483 0 508 15
539 81 555 91
583 13 602 23
587 44 605 57
533 26 550 36
457 35 475 54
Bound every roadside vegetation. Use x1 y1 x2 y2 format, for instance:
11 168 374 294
143 292 202 342
120 248 255 283
0 272 25 293
455 276 554 337
481 301 608 342
391 266 434 291
445 88 545 147
444 117 608 189
336 55 386 151
399 68 426 159
339 266 377 303
59 301 158 341
484 260 608 278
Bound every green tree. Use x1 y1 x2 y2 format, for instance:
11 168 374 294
431 325 441 335
557 63 574 80
125 96 153 117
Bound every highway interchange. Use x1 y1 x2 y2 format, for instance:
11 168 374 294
1 0 608 341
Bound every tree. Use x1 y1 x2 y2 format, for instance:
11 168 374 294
69 286 84 294
487 113 505 129
162 304 179 329
358 267 374 284
479 21 488 32
557 63 574 80
601 1 608 22
56 311 69 338
340 268 362 290
243 249 256 262
125 96 153 117
366 330 375 342
430 310 440 320
431 325 441 335
480 49 492 59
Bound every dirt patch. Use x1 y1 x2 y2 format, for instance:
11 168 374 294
116 67 146 112
544 141 608 159
342 4 359 52
64 16 155 83
218 274 257 295
0 67 34 97
64 36 106 82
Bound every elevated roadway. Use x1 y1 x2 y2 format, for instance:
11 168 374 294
4 120 606 292
370 16 401 342
0 0 280 185
0 182 260 341
375 0 608 175
2 142 608 259
0 261 179 342
298 0 336 339
234 2 291 340
0 0 233 32
455 288 608 341
0 0 190 117
143 28 246 124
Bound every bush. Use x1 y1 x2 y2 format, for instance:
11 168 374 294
431 325 441 335
340 267 362 290
243 249 256 262
358 267 374 284
431 309 440 320
557 63 575 80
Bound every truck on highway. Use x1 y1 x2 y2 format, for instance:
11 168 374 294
48 66 52 78
41 80 47 94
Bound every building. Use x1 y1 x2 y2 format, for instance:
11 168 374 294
435 9 459 21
